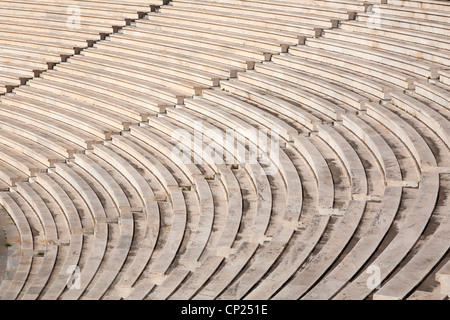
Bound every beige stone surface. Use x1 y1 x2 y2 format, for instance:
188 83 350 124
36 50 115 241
1 0 450 301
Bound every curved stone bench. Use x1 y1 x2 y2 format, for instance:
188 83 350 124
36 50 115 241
183 91 303 224
0 159 29 187
367 103 438 170
340 20 450 51
145 177 214 300
220 79 322 131
148 11 308 46
324 28 450 68
213 166 243 251
280 51 393 100
388 0 450 12
121 129 188 300
1 0 155 14
293 136 334 209
0 193 33 300
0 204 20 297
33 173 85 299
201 89 298 141
237 71 346 121
69 153 138 299
288 44 415 90
0 15 115 35
335 171 439 300
103 33 254 71
0 142 47 178
38 71 175 114
306 36 439 79
377 3 450 21
15 183 58 300
55 163 108 300
0 53 48 72
29 78 162 120
0 43 61 63
440 70 450 86
414 81 450 111
257 59 371 109
54 58 205 97
71 52 222 88
318 125 368 198
243 213 330 300
0 64 35 80
0 5 125 24
246 163 276 236
14 86 135 132
35 174 82 235
1 94 116 141
125 23 278 62
0 20 100 41
341 114 402 185
150 108 277 299
277 151 303 223
175 0 353 20
105 137 162 291
210 0 368 12
0 30 92 50
300 108 415 299
83 44 239 79
162 4 337 30
107 134 213 280
391 91 450 150
164 103 312 300
356 11 450 37
326 105 438 299
0 115 83 159
303 185 402 300
113 131 221 299
181 176 214 259
273 200 366 300
217 149 303 300
374 200 450 299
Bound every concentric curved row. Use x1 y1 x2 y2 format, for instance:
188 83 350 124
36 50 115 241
0 0 449 300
